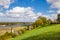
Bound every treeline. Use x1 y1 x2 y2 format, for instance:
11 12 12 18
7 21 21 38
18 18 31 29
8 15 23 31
57 14 60 24
0 22 33 26
32 16 52 27
32 14 60 27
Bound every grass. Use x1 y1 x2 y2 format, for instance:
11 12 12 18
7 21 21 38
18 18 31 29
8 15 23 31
10 24 60 40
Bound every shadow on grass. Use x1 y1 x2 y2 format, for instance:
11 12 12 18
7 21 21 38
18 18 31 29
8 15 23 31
22 32 60 40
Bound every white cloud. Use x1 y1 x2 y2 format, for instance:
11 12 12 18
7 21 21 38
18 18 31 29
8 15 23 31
51 14 57 20
47 0 60 9
57 10 60 14
47 0 60 14
5 7 38 22
0 0 14 8
0 12 5 16
48 10 54 13
46 0 60 21
6 7 35 17
41 14 57 21
37 12 42 16
0 6 57 22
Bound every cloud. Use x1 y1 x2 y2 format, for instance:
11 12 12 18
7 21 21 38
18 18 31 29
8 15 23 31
5 7 39 22
47 0 60 13
0 0 14 8
0 12 5 16
6 7 54 22
51 14 57 20
6 7 35 18
57 10 60 14
48 10 55 13
47 0 60 9
46 0 60 21
0 6 57 22
42 14 57 21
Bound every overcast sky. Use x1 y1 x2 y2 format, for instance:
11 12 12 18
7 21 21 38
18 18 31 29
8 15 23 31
0 0 60 22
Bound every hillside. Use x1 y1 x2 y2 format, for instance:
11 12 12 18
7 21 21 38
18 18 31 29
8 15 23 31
10 24 60 40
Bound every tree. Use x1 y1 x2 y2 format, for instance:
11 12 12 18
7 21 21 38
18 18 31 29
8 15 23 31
57 14 60 23
38 16 47 25
32 16 47 27
47 19 52 25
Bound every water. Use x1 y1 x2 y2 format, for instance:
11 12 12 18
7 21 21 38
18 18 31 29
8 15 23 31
0 25 6 28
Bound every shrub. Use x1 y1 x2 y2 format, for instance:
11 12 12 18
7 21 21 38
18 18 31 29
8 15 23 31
0 32 17 40
20 29 26 34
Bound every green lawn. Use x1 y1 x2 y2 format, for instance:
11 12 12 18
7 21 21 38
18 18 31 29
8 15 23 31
10 24 60 40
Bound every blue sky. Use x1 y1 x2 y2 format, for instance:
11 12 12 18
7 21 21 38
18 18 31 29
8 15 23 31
9 0 52 14
0 0 60 22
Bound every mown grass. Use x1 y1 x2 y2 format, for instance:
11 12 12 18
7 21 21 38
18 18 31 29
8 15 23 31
10 24 60 40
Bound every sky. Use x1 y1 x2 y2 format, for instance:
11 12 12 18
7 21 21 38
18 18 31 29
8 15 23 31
0 0 60 22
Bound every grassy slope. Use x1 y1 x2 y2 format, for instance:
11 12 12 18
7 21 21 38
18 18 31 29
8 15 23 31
10 24 60 40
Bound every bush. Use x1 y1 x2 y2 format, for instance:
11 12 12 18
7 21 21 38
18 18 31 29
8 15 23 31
20 29 26 34
0 32 17 40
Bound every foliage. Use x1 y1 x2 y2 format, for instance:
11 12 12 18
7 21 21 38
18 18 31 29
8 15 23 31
32 16 49 27
57 14 60 23
20 29 26 34
47 19 52 25
10 24 60 40
0 32 17 40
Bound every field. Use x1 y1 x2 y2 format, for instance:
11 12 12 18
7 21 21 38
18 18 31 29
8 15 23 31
0 26 26 35
10 24 60 40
